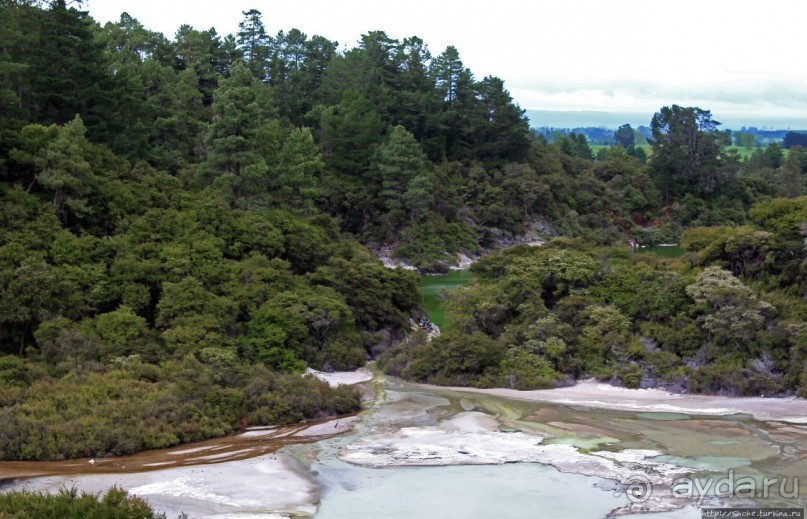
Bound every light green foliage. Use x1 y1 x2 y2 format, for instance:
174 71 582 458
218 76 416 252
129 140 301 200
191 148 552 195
0 358 360 461
686 266 774 347
682 225 778 280
577 304 634 370
499 345 559 389
386 225 807 396
157 276 236 355
92 305 149 358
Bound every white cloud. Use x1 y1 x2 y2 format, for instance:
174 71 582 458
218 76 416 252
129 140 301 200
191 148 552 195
86 0 807 124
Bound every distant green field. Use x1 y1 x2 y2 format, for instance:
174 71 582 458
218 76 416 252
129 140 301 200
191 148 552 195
726 146 788 159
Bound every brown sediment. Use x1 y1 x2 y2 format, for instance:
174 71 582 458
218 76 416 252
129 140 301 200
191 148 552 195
0 415 359 482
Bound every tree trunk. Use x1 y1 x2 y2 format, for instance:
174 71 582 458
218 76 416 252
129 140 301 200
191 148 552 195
19 325 28 355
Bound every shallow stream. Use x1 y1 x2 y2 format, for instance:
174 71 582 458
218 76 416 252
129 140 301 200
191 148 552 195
2 371 805 518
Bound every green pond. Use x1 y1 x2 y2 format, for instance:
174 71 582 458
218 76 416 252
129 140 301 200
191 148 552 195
635 245 685 258
418 269 475 329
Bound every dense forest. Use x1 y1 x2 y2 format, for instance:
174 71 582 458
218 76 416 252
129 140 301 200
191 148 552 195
0 1 806 461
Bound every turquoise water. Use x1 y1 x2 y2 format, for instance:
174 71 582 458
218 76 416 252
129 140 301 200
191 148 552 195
418 270 475 329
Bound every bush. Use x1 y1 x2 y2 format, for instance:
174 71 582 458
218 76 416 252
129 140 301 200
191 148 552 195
0 487 163 519
0 359 361 461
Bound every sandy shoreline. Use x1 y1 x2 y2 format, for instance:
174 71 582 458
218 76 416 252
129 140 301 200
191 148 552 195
6 451 318 518
437 379 807 423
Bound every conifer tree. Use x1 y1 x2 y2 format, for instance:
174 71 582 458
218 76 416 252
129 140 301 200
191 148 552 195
277 127 323 213
236 9 270 80
35 115 94 223
377 125 428 216
201 61 279 208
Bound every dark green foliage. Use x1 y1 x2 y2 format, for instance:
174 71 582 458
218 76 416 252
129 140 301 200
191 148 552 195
0 94 415 461
649 105 733 202
782 131 807 149
614 124 635 148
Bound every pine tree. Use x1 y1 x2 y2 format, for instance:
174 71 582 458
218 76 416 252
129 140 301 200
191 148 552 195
236 9 270 81
277 127 323 213
377 125 428 215
35 115 94 223
200 61 279 208
431 46 476 160
319 89 384 176
29 0 109 134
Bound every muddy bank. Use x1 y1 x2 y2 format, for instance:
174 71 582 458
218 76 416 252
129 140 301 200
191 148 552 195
0 417 359 482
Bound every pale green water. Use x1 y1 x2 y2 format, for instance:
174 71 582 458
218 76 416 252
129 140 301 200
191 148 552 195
635 412 692 421
418 270 475 329
301 375 807 518
316 463 627 519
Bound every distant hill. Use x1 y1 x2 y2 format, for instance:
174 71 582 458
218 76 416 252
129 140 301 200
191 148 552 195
526 110 649 129
525 109 807 132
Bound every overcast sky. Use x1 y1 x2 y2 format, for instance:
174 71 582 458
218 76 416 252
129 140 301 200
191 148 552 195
86 0 807 128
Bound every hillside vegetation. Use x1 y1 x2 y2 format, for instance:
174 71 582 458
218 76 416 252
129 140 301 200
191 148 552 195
381 198 807 396
1 2 806 461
